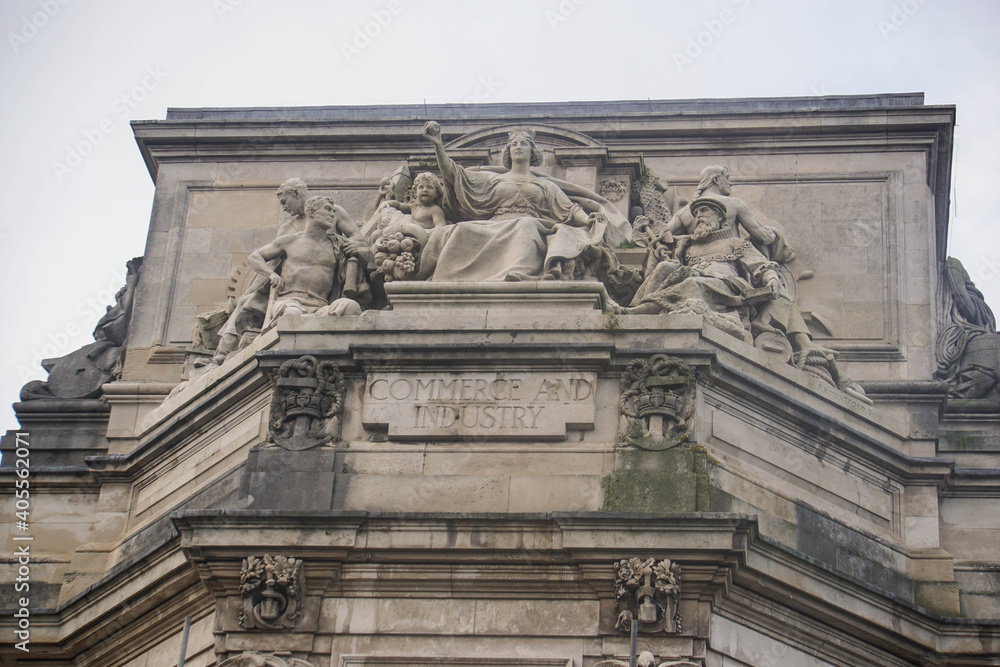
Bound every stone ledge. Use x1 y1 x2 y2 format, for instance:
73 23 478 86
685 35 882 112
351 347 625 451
383 280 610 313
161 94 929 122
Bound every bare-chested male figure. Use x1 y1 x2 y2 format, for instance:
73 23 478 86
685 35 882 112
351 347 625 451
248 195 362 324
198 180 367 370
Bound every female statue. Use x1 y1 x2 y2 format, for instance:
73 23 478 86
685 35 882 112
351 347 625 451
412 121 630 281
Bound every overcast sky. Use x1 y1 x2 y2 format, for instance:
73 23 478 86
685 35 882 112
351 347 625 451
2 0 999 430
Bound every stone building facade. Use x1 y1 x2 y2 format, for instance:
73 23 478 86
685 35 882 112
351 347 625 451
2 95 999 666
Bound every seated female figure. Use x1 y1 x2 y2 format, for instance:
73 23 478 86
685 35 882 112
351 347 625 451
416 121 629 282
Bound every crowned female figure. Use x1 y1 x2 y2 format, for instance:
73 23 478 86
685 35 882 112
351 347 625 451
414 121 630 282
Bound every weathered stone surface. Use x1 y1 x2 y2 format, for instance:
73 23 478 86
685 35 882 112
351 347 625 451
239 446 337 511
6 96 1000 666
336 473 510 513
1 401 109 467
709 615 840 667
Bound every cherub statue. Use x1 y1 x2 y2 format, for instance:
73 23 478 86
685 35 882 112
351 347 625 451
383 171 448 229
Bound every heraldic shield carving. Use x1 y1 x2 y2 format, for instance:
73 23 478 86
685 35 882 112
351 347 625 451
618 355 695 450
268 355 346 450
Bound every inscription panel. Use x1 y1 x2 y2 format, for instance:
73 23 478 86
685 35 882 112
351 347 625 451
362 372 596 440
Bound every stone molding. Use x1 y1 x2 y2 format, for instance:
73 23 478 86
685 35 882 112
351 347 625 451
171 511 1000 664
382 280 611 312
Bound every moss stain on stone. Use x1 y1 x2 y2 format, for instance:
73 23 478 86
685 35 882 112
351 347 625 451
600 441 731 513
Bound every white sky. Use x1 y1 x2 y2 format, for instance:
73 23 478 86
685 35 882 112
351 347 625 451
2 0 999 430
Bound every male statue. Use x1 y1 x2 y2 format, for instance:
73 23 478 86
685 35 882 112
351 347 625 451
630 198 864 398
198 179 366 370
248 195 363 324
628 198 781 327
667 165 792 261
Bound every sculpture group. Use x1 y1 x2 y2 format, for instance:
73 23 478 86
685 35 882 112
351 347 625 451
21 120 999 412
186 121 873 398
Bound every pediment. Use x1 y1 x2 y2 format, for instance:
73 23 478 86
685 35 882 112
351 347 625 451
445 123 607 151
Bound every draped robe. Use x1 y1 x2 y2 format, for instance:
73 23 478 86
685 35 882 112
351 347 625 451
415 164 611 282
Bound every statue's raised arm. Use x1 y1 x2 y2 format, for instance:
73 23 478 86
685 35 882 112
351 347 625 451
400 122 629 282
422 121 459 186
